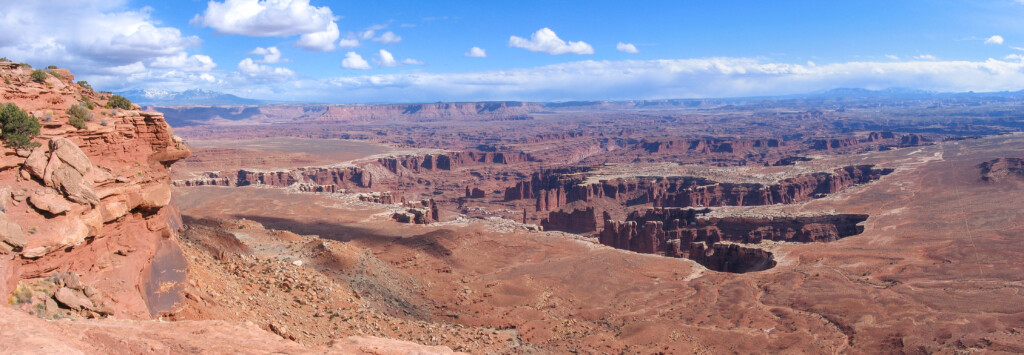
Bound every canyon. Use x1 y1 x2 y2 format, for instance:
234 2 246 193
5 60 1024 353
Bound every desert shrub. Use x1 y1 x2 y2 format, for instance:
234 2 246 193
45 65 57 69
3 78 9 85
67 103 93 130
105 94 133 110
69 115 86 129
29 69 47 83
80 97 95 110
0 57 8 62
17 63 30 68
0 103 41 149
47 70 61 79
77 81 92 90
8 284 33 305
100 119 109 126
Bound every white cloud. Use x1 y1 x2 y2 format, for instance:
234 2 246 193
915 54 937 60
509 28 594 55
465 47 487 58
359 24 387 40
616 42 638 53
985 35 1004 45
373 31 402 44
885 54 900 60
0 1 210 90
192 0 336 37
338 37 360 48
237 57 294 79
342 52 371 70
1006 54 1024 61
402 58 425 65
199 73 216 82
248 46 285 63
150 53 217 71
377 49 397 67
296 22 340 51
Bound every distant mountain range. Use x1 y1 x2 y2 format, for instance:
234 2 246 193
120 86 1024 107
116 89 265 106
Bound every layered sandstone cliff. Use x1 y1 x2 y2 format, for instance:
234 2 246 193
506 165 893 213
597 207 868 272
0 62 191 318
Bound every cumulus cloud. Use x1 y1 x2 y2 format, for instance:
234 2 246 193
342 52 371 70
985 35 1004 45
192 0 335 37
237 57 294 79
150 53 217 71
338 37 360 48
194 0 341 51
465 47 487 58
616 42 638 53
373 31 402 44
377 49 397 67
0 1 209 90
296 22 340 51
509 28 594 55
248 46 285 63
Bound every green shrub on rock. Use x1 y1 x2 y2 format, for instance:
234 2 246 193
0 103 41 149
29 70 47 83
67 103 92 130
105 95 133 110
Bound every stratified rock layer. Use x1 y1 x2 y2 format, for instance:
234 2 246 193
599 207 868 272
0 62 191 319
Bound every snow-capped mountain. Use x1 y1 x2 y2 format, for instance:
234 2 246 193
116 88 265 106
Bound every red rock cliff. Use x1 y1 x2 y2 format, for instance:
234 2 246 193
0 62 190 319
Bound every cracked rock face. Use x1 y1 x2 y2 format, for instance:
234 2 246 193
0 84 191 318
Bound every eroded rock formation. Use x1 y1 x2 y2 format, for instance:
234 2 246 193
979 158 1024 182
506 165 893 212
0 63 191 319
599 208 868 272
393 199 440 224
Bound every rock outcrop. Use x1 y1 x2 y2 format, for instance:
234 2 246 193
505 165 893 212
598 208 868 272
392 199 440 224
681 242 777 273
541 207 597 233
0 62 191 319
600 208 868 252
978 158 1024 182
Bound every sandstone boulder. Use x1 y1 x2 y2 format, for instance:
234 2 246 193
54 287 94 311
22 146 48 180
28 192 73 215
0 212 26 249
49 164 99 206
0 186 10 212
49 138 93 175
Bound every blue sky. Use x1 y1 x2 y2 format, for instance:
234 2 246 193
3 0 1024 102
